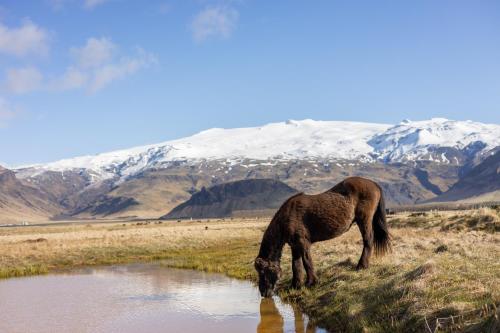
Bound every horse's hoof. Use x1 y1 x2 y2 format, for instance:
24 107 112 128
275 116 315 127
356 263 369 270
291 281 303 289
305 278 317 287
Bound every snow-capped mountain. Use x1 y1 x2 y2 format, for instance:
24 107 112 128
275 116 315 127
368 118 500 163
16 118 499 183
6 118 499 221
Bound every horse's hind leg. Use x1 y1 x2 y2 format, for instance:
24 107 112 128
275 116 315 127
301 242 317 286
291 246 304 288
356 216 374 270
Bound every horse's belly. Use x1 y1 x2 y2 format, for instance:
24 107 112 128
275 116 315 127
309 218 352 242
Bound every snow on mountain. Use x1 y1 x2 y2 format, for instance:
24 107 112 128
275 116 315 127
369 118 500 162
16 118 500 182
18 120 388 180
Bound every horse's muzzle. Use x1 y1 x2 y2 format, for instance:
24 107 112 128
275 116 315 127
260 289 274 298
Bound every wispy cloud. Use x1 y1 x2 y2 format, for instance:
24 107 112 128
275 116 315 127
47 0 110 10
70 37 115 68
0 97 20 127
49 66 88 91
88 49 157 92
2 37 156 95
55 39 156 93
0 19 50 57
191 6 239 42
47 0 66 10
83 0 109 10
4 67 43 94
158 2 171 15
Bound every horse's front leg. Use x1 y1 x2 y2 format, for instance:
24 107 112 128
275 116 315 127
291 246 304 289
301 242 317 287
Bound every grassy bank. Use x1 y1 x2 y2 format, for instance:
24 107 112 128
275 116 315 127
0 219 265 278
1 210 499 332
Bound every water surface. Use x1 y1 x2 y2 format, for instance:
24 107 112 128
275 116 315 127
0 264 326 333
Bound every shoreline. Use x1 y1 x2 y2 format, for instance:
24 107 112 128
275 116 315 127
1 211 499 332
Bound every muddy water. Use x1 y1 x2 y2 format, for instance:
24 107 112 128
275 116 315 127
0 264 326 333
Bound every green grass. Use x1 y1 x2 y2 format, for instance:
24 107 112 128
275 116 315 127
1 216 498 332
159 239 260 280
157 239 499 332
0 236 260 280
0 264 49 279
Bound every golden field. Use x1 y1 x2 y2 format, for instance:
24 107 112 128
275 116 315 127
0 209 499 332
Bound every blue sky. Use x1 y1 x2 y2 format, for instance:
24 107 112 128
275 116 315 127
0 0 499 166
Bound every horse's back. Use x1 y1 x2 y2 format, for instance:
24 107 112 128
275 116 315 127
274 177 382 242
277 188 354 242
282 177 381 216
330 177 381 203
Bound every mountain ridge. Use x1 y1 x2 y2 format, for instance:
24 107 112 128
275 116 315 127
15 118 499 183
0 166 62 223
3 118 498 222
430 150 500 202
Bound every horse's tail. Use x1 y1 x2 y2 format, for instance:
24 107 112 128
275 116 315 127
373 185 391 256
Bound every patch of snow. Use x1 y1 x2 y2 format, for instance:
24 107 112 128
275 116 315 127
16 118 500 183
368 118 500 162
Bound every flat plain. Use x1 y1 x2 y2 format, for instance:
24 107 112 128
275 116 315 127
1 208 498 332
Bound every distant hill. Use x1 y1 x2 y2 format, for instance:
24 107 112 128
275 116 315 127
430 150 500 203
66 195 139 218
6 119 500 222
161 179 299 219
0 166 61 223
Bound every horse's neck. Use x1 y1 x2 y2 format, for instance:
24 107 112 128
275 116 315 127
258 222 285 262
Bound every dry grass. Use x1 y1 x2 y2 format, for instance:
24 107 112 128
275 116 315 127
0 210 499 332
0 219 264 278
390 207 500 233
278 224 499 332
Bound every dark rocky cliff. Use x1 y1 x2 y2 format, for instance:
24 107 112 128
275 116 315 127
161 178 298 219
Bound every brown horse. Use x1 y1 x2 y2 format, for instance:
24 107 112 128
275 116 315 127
254 176 391 297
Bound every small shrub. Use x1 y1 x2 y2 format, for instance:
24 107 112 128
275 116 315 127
434 244 448 253
409 212 428 217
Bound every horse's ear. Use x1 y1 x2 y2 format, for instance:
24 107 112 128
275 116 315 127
254 257 267 271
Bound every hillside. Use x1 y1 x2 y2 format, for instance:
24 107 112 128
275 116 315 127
0 166 62 224
431 150 500 202
161 179 298 219
6 118 500 221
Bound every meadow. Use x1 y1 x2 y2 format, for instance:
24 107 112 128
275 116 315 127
0 208 498 332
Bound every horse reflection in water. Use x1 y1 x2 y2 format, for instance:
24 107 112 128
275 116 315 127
257 298 317 333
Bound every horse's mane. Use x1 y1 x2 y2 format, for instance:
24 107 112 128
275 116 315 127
269 192 304 225
257 193 304 261
288 192 304 200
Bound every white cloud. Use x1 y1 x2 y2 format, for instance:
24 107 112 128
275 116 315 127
158 3 171 15
47 0 109 10
71 37 115 69
2 37 155 94
0 97 19 127
88 50 157 92
49 67 88 91
4 67 43 94
191 6 238 42
83 0 109 9
0 19 50 57
47 0 66 10
53 42 156 93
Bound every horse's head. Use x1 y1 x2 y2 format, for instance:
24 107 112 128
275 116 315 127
254 257 281 297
